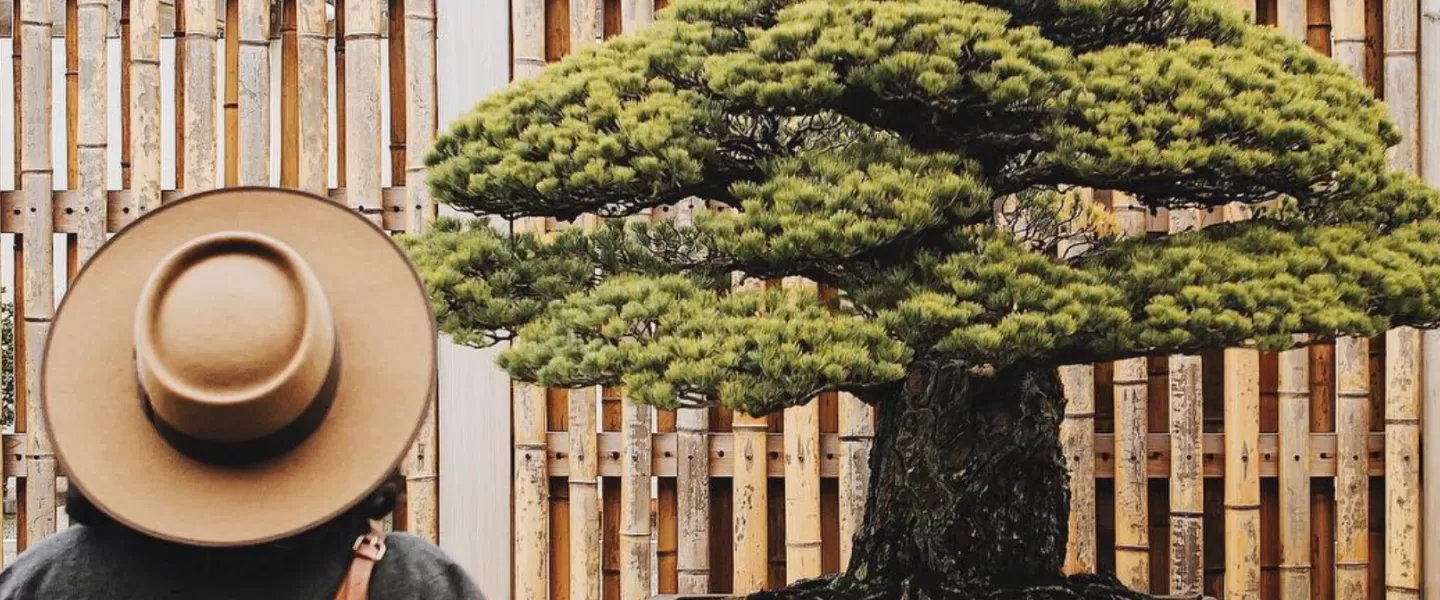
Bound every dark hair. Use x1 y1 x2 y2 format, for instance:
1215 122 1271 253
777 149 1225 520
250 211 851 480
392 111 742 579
65 472 404 552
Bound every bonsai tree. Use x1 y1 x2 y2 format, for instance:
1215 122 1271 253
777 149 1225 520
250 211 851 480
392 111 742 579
402 0 1440 597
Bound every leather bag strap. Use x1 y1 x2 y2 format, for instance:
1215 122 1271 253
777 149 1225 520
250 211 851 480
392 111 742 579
332 523 387 600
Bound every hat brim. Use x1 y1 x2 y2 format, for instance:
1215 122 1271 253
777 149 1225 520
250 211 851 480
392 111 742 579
43 187 437 547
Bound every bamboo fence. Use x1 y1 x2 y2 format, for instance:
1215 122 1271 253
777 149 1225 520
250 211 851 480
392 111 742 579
0 0 441 561
507 0 1440 599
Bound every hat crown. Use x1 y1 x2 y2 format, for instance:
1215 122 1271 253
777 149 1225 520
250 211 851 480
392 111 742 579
150 246 306 395
135 231 338 445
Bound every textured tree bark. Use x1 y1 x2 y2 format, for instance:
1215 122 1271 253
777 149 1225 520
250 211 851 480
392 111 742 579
749 365 1149 600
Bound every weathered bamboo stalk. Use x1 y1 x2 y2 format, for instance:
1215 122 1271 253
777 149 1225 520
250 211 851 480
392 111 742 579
512 0 543 80
222 0 237 185
236 0 268 185
1384 3 1422 595
66 0 77 189
333 0 345 183
1332 0 1367 80
570 386 601 600
513 382 549 600
782 281 822 584
1111 192 1148 592
386 0 405 190
620 0 649 31
1335 336 1370 600
1168 354 1202 596
676 404 710 593
76 0 108 263
1306 0 1332 53
178 0 215 193
1421 3 1440 594
1277 0 1306 41
345 0 382 224
836 391 870 571
656 408 678 594
279 0 298 187
403 0 436 230
20 0 57 546
130 0 160 212
734 408 769 593
1385 327 1422 598
1113 356 1148 591
620 396 652 600
1224 347 1262 600
570 0 600 49
291 0 326 195
1060 364 1095 576
1277 345 1311 600
602 385 623 600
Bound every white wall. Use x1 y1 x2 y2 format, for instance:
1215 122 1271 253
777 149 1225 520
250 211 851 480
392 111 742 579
434 0 514 598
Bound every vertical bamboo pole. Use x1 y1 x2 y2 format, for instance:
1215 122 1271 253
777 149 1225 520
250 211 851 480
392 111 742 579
1111 193 1148 592
1224 347 1262 600
1277 344 1311 600
1420 2 1440 594
1061 364 1096 575
66 0 78 189
174 0 186 187
1307 0 1332 53
514 381 549 600
734 408 768 594
1385 327 1421 599
344 0 381 223
602 385 623 600
236 0 267 185
291 0 325 194
1169 353 1203 595
279 0 298 186
1278 0 1307 39
179 0 215 193
403 0 435 228
620 396 652 599
223 0 237 185
782 283 821 584
76 0 108 263
512 0 543 80
547 387 570 600
1335 337 1371 600
570 0 599 49
386 0 404 188
619 0 648 31
130 0 160 213
837 391 871 571
1333 0 1368 79
1330 2 1371 598
1384 2 1422 595
570 387 601 600
19 0 57 546
11 0 20 184
1061 190 1097 577
333 0 345 182
1306 4 1338 578
656 408 678 595
1162 205 1203 596
677 404 710 592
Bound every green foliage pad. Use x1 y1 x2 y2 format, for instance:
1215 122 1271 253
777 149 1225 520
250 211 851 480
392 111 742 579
403 0 1440 416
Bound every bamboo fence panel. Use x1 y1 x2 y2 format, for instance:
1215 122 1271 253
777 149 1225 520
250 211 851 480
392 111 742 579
1421 2 1440 596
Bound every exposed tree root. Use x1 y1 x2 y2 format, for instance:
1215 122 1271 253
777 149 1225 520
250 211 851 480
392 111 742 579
746 572 1153 600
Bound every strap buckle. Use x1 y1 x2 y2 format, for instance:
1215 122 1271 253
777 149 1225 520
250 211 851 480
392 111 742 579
352 525 387 561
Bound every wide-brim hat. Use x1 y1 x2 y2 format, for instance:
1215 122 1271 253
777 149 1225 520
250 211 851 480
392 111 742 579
43 187 436 547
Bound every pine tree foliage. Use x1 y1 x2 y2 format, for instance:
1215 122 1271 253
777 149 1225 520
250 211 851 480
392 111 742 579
403 0 1440 415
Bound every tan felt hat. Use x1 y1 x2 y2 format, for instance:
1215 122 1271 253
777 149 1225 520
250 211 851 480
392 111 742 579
43 187 436 547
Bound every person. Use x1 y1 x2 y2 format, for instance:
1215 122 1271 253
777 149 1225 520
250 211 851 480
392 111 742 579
0 187 486 600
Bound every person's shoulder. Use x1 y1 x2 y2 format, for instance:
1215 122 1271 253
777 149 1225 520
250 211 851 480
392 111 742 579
0 527 101 597
374 532 488 600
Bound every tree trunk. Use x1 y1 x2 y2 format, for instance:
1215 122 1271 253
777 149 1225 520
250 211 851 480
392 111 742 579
750 365 1150 600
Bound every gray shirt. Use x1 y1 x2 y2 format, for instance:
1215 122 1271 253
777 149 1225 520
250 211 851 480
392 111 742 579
0 525 487 600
